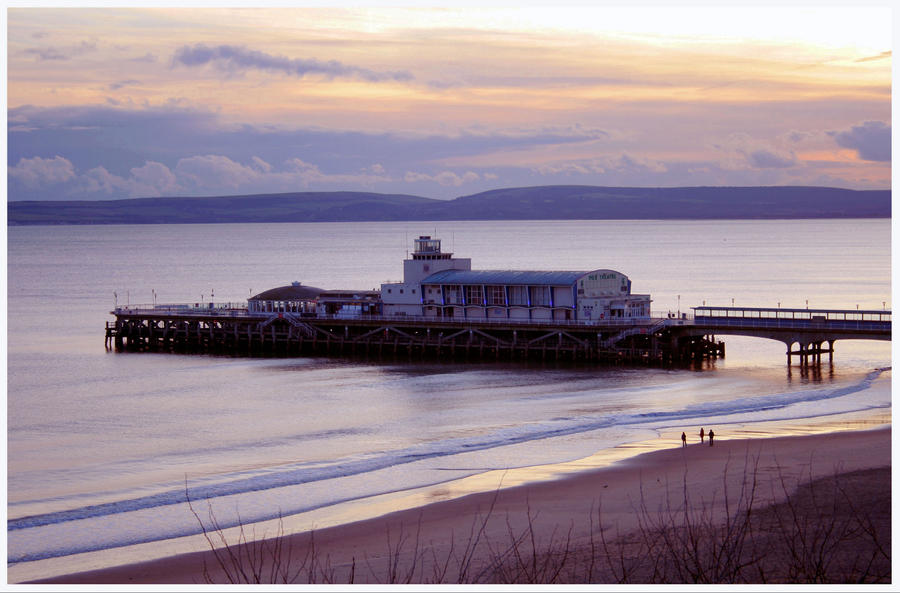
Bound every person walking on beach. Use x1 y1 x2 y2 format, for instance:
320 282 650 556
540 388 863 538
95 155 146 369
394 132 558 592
681 432 687 447
708 429 715 446
699 427 705 443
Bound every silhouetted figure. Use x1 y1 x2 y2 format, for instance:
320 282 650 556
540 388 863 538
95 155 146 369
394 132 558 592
699 427 705 443
681 432 687 447
708 429 715 446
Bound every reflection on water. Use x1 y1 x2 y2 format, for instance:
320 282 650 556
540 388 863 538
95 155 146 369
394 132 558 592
787 362 836 383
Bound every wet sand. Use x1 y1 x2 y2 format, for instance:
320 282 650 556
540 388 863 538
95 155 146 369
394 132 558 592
33 424 891 585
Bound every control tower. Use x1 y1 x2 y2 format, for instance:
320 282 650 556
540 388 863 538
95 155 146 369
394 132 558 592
381 236 471 316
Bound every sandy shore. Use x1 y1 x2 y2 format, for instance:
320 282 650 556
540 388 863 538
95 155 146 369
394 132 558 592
34 424 891 585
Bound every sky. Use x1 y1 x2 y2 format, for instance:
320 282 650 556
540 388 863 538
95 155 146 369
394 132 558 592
6 4 893 201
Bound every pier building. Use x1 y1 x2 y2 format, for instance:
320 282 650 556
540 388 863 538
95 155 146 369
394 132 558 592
381 236 651 321
316 290 382 317
248 281 323 314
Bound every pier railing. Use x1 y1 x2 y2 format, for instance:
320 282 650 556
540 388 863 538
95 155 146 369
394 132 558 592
112 303 671 328
110 303 890 334
692 306 890 331
114 303 252 315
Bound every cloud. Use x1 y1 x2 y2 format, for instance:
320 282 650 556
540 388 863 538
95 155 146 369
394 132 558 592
533 153 666 176
22 40 97 61
79 162 179 197
855 51 891 63
69 154 392 198
714 134 798 169
784 130 814 144
8 155 76 187
534 162 600 176
171 44 414 83
745 148 797 169
175 154 261 190
616 153 668 174
81 166 128 194
108 79 141 91
8 103 890 200
130 52 158 63
282 158 392 188
130 161 179 195
829 121 891 162
404 170 481 187
251 156 273 173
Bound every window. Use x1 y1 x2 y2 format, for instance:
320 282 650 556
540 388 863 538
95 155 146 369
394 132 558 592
531 286 550 306
508 285 528 305
465 285 484 304
486 285 505 305
445 286 462 304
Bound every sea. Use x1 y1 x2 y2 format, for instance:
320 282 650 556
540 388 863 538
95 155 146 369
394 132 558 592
6 219 892 581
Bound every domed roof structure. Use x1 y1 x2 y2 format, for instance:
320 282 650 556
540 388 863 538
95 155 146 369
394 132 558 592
249 281 325 302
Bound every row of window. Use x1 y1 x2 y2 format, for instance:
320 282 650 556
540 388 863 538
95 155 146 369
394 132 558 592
249 301 316 313
426 285 553 306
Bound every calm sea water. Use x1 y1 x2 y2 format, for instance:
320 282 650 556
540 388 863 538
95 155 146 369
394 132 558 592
6 219 892 576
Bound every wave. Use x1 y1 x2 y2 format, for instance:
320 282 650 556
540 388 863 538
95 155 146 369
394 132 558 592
8 367 890 563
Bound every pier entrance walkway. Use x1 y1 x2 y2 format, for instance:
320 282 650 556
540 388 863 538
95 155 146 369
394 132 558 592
687 306 891 365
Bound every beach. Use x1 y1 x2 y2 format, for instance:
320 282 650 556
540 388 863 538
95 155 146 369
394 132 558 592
36 424 891 584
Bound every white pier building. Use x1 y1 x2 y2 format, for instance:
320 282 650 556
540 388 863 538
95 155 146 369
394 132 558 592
381 236 651 321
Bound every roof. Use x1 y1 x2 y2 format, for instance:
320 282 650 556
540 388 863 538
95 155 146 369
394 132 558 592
249 282 325 301
421 269 589 286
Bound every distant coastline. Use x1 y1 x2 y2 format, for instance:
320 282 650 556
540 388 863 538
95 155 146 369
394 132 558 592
7 185 891 225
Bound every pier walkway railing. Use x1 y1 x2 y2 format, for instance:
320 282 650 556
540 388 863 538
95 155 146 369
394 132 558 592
111 304 890 334
691 306 891 332
112 303 674 329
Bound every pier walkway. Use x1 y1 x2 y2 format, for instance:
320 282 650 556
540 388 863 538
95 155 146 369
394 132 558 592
106 303 890 366
686 306 891 365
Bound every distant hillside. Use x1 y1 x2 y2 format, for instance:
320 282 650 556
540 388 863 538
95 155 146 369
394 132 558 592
6 192 434 225
7 185 890 225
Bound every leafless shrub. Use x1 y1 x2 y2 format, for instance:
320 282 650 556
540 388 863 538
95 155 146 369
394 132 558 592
477 503 575 583
189 458 890 584
596 456 889 584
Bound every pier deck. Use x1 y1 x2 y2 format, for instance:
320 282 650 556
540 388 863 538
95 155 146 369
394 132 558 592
105 305 719 364
105 304 889 366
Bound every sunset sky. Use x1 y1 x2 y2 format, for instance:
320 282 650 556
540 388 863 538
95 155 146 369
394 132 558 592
7 5 893 201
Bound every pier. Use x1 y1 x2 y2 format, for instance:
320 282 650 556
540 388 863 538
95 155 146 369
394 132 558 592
103 236 890 367
104 304 888 366
104 305 721 364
